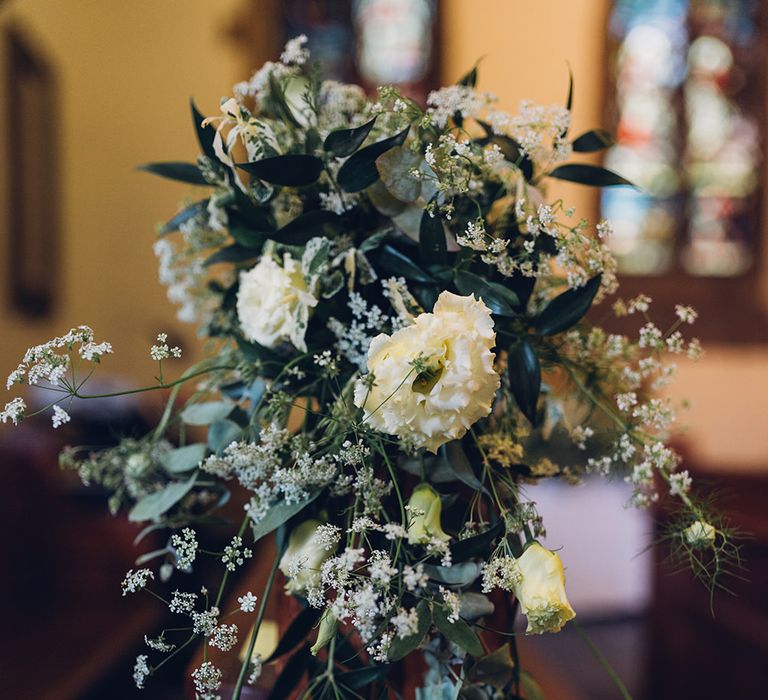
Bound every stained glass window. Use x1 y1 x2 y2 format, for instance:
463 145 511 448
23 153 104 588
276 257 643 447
603 0 763 277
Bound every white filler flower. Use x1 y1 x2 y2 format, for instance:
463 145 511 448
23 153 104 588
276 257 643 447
355 291 500 452
237 253 317 352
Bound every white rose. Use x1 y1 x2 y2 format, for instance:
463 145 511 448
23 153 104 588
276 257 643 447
683 520 716 547
354 291 500 453
237 253 317 352
513 543 576 634
278 520 336 596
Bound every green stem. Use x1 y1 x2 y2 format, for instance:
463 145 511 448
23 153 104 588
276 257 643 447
232 552 281 700
573 620 633 700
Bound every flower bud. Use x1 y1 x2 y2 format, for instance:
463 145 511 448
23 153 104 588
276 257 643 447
406 483 450 545
278 520 336 596
683 520 716 547
513 542 575 634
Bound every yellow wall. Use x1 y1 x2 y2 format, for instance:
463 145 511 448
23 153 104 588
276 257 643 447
0 0 244 382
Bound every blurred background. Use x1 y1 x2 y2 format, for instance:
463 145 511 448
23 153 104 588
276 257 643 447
0 0 766 698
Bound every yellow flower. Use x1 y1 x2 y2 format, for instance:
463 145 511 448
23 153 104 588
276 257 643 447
278 520 335 596
513 543 575 634
683 520 716 547
354 291 500 453
406 483 450 545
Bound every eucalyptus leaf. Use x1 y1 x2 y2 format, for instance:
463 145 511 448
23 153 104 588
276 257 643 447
128 473 196 522
324 116 377 156
548 163 633 187
475 643 515 689
237 154 324 187
250 491 320 542
337 126 410 192
533 274 601 336
423 561 482 586
376 146 422 202
388 600 432 662
507 339 541 425
459 593 495 622
571 128 614 152
159 443 207 474
454 270 519 317
432 604 483 656
180 400 233 426
419 207 448 265
368 180 408 216
135 547 170 565
207 419 242 453
138 161 208 185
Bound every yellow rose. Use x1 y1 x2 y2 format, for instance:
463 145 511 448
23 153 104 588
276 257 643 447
354 291 500 453
406 483 450 545
278 520 335 595
513 543 575 634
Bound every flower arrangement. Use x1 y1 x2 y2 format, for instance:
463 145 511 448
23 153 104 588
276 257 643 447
2 35 739 699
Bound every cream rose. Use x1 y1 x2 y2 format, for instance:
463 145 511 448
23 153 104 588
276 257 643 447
354 291 500 453
513 543 575 634
278 520 336 596
237 253 317 352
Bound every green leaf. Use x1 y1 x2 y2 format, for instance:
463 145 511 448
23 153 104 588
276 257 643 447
236 154 324 187
337 666 390 690
565 63 574 113
203 244 259 267
267 607 323 662
548 163 633 187
388 601 431 662
267 645 312 700
533 274 601 336
507 339 541 425
180 400 233 426
323 116 377 156
423 561 482 586
441 440 482 490
160 199 209 235
368 180 408 216
128 473 196 522
138 162 208 185
571 129 614 152
207 419 242 453
454 270 519 317
475 643 515 689
520 670 546 700
275 210 343 246
450 520 503 562
337 126 410 192
191 98 216 159
377 245 434 283
229 223 266 249
419 207 448 265
459 592 495 622
250 492 320 542
159 443 207 474
376 145 422 202
458 64 478 87
432 605 483 657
